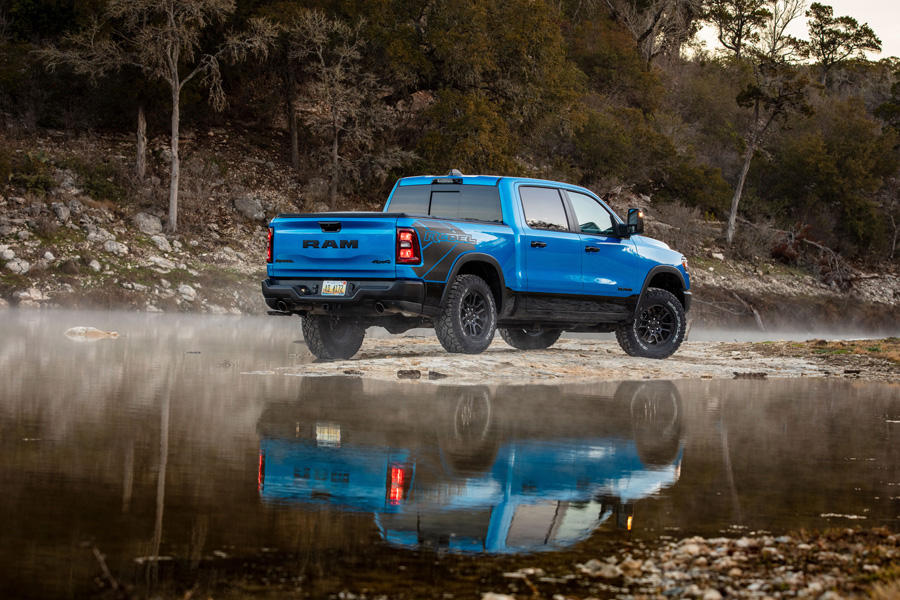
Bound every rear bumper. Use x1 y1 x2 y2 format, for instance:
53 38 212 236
261 278 437 317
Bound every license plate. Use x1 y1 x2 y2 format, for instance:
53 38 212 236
321 280 347 296
316 422 341 447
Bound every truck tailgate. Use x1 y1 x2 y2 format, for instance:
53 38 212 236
270 214 398 278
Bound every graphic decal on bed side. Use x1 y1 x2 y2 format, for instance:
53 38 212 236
411 220 476 282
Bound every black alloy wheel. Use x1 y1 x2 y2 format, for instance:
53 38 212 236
615 288 686 359
435 274 497 354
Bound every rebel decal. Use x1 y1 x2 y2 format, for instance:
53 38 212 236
421 231 476 245
411 220 476 281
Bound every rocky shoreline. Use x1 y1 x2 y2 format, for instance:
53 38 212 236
483 529 900 600
259 336 900 385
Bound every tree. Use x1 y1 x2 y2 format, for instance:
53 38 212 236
703 0 771 59
417 89 519 175
287 11 413 208
806 2 881 86
603 0 704 67
878 177 900 260
726 59 813 245
757 97 898 256
874 71 900 135
43 0 275 232
757 0 806 61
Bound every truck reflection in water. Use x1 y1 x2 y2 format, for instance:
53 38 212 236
257 379 684 554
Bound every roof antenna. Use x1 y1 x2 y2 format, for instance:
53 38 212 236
448 169 463 177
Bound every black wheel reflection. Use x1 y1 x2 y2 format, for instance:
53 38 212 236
615 381 683 468
438 388 498 476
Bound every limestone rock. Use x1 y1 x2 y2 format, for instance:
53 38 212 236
52 168 82 195
51 202 71 222
86 226 115 243
178 284 197 302
150 234 172 252
6 258 30 274
578 559 623 579
88 259 101 272
67 199 84 216
1 249 14 260
134 212 163 235
233 195 266 221
15 288 46 304
148 256 177 270
64 326 120 341
103 240 129 256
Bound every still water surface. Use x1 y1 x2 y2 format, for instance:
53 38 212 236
1 311 899 598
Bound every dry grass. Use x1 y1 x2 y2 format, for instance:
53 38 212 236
749 338 900 368
868 581 900 600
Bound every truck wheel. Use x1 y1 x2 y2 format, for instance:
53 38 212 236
499 328 562 350
435 274 497 354
615 288 685 359
302 315 365 360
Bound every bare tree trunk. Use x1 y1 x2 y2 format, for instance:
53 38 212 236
168 87 180 233
726 140 755 246
283 67 299 172
330 117 339 209
288 94 299 172
136 104 147 180
727 101 774 246
148 388 170 590
889 209 898 260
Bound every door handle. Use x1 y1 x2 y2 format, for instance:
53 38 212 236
585 246 600 253
531 241 547 248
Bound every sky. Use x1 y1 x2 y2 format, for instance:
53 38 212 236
698 0 900 60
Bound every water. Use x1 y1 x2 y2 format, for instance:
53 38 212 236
1 310 899 598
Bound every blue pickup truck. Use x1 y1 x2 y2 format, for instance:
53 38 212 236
263 171 691 360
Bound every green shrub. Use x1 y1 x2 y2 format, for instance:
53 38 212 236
63 158 128 203
10 150 54 193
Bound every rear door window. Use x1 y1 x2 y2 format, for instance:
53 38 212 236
519 186 569 232
388 184 503 222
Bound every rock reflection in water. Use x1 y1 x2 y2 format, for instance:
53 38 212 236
257 379 685 553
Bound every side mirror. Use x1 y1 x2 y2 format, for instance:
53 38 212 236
627 208 644 235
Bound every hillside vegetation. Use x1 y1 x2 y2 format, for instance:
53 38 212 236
1 0 900 330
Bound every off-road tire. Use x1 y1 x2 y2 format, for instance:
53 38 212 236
435 274 497 354
615 288 685 359
499 328 562 350
302 315 365 360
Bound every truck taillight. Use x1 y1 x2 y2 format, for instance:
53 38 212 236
267 227 273 263
258 451 266 492
396 227 421 264
387 465 412 504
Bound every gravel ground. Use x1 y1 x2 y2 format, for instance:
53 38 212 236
486 529 900 600
262 337 899 385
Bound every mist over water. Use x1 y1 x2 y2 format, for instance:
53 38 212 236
1 310 899 598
